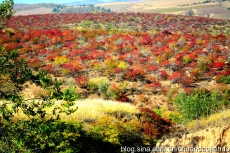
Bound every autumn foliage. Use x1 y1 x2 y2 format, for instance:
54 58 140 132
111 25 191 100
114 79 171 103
1 11 230 151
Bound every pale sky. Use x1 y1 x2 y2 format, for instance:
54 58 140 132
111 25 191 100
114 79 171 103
1 0 112 4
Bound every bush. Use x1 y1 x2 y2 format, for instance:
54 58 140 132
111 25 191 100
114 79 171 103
153 107 165 117
107 82 127 101
97 80 110 98
154 107 184 123
0 0 14 21
87 77 110 97
140 108 173 139
173 88 230 123
88 115 158 148
61 86 82 102
216 75 230 84
186 9 195 16
0 119 120 152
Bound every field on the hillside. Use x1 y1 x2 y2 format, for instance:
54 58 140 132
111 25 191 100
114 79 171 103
96 0 230 19
15 7 53 15
14 0 230 20
0 12 230 151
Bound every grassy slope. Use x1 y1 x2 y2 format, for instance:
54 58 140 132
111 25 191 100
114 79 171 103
186 109 230 132
1 99 139 122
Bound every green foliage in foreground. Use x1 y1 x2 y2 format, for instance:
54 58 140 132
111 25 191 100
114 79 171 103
173 88 230 123
0 44 86 151
0 119 120 153
217 75 230 84
0 0 14 21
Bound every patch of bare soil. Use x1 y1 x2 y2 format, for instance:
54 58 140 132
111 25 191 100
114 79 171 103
15 7 53 16
124 0 209 11
97 0 202 10
20 81 49 99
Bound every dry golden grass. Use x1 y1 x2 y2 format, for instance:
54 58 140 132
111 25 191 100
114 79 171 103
186 109 230 131
0 98 140 122
88 77 108 83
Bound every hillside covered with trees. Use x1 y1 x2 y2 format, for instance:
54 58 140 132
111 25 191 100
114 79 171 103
52 4 111 13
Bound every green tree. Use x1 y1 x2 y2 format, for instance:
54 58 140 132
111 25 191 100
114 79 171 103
0 0 14 21
0 1 82 151
187 9 195 16
52 7 59 13
216 0 225 6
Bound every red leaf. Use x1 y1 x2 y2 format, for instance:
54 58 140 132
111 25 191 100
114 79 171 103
213 62 225 69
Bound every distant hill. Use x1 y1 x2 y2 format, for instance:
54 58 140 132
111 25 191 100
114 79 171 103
64 0 105 6
52 4 111 13
13 0 141 12
13 0 230 20
13 3 60 12
64 0 142 6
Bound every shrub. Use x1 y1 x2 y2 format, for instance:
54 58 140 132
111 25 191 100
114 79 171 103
215 70 230 84
213 62 225 70
107 81 127 101
216 75 230 84
144 81 162 92
53 56 69 65
197 56 212 74
87 77 110 98
61 86 81 102
159 70 168 80
0 119 120 152
75 76 88 87
117 61 129 70
0 0 14 22
186 9 195 16
88 77 106 91
104 58 118 70
173 88 230 123
168 71 184 83
126 66 146 81
180 75 194 87
0 45 33 96
183 55 191 64
177 36 186 47
88 116 154 147
92 61 103 71
139 108 173 139
153 107 165 116
190 68 202 81
97 80 110 98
